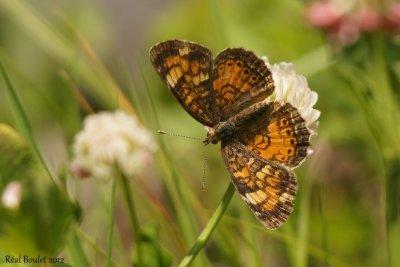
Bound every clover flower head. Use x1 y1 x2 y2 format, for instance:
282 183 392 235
71 110 157 180
263 57 320 135
2 181 22 210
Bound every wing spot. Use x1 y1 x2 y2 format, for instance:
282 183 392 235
245 193 257 205
193 76 200 86
199 72 209 82
191 62 200 74
256 172 266 179
233 167 249 178
179 46 190 56
181 59 189 72
279 192 293 202
166 74 175 87
256 190 267 201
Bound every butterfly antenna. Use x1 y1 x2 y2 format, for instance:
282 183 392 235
157 130 202 141
201 152 207 192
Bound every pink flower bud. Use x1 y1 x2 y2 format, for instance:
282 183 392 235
331 18 360 47
356 7 382 32
384 3 400 31
305 1 342 29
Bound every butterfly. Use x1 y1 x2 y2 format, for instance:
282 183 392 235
149 40 312 229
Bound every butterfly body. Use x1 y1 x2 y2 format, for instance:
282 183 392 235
150 40 314 229
204 99 271 145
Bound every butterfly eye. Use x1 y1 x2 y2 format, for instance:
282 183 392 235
243 69 249 74
260 82 266 87
227 62 233 66
236 61 243 67
251 75 257 81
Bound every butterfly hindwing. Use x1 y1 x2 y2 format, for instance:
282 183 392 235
222 140 297 229
237 102 311 168
213 48 274 120
150 40 218 126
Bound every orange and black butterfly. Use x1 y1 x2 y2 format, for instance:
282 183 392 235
150 40 312 229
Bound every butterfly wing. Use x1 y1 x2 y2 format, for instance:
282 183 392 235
213 48 274 121
222 140 296 229
236 101 311 169
150 40 218 126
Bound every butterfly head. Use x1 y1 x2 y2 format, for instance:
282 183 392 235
203 127 218 145
203 122 234 145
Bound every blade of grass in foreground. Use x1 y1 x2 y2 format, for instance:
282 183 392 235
178 183 236 267
67 232 90 267
0 0 134 112
106 180 117 267
120 173 143 266
78 229 119 267
0 61 55 184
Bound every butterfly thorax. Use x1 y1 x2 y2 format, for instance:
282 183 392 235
204 100 272 145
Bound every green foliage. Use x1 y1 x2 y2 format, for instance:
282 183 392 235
133 223 173 267
0 124 80 256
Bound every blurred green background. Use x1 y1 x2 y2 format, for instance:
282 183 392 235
0 0 399 266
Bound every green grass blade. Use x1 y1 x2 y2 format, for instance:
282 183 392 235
295 174 312 267
178 183 236 267
77 230 119 267
0 0 134 112
106 180 117 267
67 232 90 267
0 61 56 184
120 173 143 266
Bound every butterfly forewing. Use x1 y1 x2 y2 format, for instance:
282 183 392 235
236 102 311 168
222 140 297 229
213 48 274 121
150 40 218 126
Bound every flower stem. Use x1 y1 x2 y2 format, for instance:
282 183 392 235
178 183 236 267
106 179 117 267
120 173 143 266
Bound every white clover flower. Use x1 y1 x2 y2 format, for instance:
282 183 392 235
71 110 157 180
2 181 22 210
263 57 320 134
